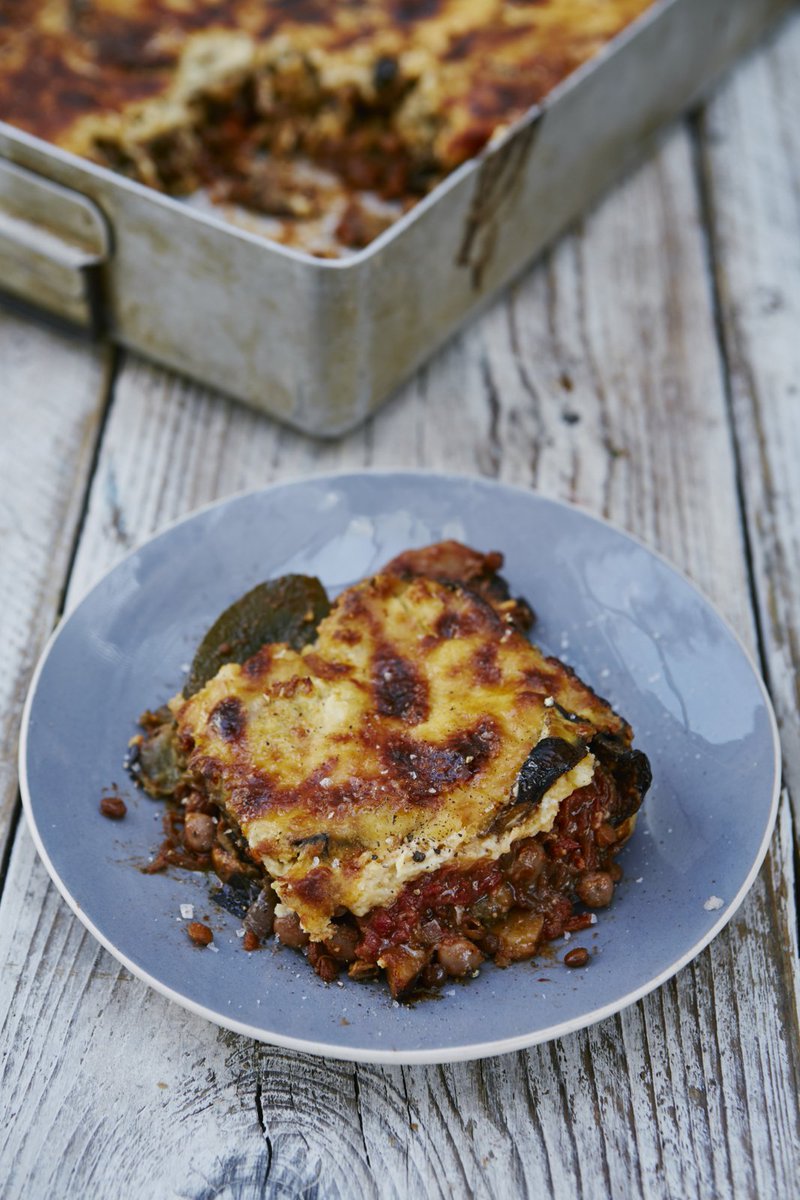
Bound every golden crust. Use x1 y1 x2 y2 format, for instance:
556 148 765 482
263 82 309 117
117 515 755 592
1 0 653 248
172 572 627 939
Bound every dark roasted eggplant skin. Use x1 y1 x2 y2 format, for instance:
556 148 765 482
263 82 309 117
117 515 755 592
517 736 588 808
488 736 588 835
130 576 331 792
488 727 651 838
591 732 653 825
185 575 330 697
127 710 184 797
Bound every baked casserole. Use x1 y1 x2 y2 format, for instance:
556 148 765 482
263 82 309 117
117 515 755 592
1 0 653 252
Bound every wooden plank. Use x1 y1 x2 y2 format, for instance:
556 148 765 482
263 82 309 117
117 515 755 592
0 312 109 867
695 19 800 1180
698 7 800 830
2 110 799 1198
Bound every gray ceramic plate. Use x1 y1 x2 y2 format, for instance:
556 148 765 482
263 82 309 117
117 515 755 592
20 472 780 1064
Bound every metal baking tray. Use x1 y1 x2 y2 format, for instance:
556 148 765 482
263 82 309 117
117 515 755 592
0 0 791 436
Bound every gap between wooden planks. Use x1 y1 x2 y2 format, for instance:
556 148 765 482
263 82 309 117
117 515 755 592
2 18 800 1196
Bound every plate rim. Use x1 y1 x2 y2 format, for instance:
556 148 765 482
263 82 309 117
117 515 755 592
18 468 783 1064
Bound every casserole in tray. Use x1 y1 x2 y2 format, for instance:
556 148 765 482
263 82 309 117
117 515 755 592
1 0 653 255
0 0 791 434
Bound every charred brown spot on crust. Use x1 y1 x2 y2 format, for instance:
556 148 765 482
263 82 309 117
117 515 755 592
228 772 275 821
284 866 334 907
462 54 568 121
435 596 498 641
522 668 553 692
389 0 444 24
435 608 477 640
333 584 385 639
209 696 246 742
471 641 500 685
196 756 223 788
372 643 429 724
267 676 314 700
242 646 274 679
176 730 195 756
0 34 169 141
304 653 352 681
383 717 498 801
435 611 460 639
334 627 362 646
264 0 329 24
444 25 526 63
292 831 330 852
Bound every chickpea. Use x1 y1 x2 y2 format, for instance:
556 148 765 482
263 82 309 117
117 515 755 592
576 870 614 908
436 937 484 978
324 924 359 963
183 811 216 853
274 912 310 949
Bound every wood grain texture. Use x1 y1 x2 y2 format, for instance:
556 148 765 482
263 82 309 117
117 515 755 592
0 312 109 865
2 41 800 1199
698 6 800 827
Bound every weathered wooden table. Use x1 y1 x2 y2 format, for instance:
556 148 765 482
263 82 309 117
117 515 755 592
2 13 800 1197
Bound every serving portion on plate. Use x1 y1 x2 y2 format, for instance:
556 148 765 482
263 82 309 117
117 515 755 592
131 540 651 999
20 473 779 1062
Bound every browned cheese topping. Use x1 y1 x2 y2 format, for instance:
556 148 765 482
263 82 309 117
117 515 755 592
0 0 653 250
172 569 628 941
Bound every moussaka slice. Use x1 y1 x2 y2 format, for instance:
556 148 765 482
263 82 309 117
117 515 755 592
131 542 650 998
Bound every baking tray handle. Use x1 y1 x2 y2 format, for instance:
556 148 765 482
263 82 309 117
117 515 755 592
0 159 110 334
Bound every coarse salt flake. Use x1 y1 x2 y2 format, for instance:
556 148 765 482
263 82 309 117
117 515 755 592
180 904 194 920
704 895 724 911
